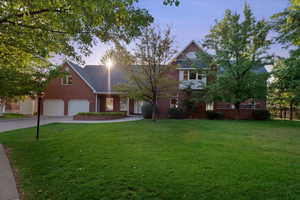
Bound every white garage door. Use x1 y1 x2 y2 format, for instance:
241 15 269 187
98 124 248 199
43 99 64 116
68 100 89 116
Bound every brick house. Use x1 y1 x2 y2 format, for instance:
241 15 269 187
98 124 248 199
16 41 267 118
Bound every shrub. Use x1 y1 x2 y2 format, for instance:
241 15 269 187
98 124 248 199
253 110 270 120
168 108 185 119
77 112 126 116
141 103 153 119
206 111 224 120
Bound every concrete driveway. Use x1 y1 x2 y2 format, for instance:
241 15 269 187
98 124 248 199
0 116 72 133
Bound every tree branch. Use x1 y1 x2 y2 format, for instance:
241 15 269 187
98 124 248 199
0 8 69 24
4 20 70 34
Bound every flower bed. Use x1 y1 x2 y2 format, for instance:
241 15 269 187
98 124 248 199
73 112 127 120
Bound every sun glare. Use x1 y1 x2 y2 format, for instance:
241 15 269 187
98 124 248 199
106 59 113 69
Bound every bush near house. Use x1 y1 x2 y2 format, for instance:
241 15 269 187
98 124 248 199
141 103 158 119
168 108 185 119
74 112 126 120
253 110 271 120
77 112 126 116
0 113 26 120
206 111 224 120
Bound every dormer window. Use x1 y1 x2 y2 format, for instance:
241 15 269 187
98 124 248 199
62 75 73 85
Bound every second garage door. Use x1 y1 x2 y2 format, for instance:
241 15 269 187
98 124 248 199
68 100 89 116
43 99 64 116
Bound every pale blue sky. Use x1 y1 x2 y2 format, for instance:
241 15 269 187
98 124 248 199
84 0 290 65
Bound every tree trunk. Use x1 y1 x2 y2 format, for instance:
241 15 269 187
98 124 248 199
235 102 241 120
289 103 293 121
284 108 287 119
152 93 157 122
0 102 5 117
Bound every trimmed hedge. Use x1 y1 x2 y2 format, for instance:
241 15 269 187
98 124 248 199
206 111 224 120
253 110 271 120
77 112 126 116
168 108 185 119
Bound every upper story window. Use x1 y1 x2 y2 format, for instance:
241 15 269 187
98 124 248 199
189 71 197 80
62 75 73 85
181 70 204 81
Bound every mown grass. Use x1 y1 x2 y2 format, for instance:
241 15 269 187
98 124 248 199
0 120 299 200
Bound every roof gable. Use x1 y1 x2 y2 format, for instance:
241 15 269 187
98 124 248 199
172 40 203 62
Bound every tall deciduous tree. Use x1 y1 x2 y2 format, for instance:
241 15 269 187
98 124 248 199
198 4 271 117
115 26 178 121
269 57 300 120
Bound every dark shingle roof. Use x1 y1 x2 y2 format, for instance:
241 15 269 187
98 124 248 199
67 60 268 93
67 61 127 93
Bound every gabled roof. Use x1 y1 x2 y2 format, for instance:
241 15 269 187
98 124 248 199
170 40 203 64
67 61 127 93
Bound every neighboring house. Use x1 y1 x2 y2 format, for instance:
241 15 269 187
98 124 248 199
11 41 267 118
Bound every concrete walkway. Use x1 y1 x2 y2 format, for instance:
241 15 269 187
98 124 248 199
0 116 143 133
0 144 19 200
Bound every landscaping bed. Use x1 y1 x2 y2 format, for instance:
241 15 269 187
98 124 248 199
73 112 127 120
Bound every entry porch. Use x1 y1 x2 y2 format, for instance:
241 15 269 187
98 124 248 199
95 94 143 115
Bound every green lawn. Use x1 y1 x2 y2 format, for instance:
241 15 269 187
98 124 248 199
0 120 299 200
0 113 26 120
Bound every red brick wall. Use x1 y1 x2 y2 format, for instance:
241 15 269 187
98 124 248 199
42 63 96 115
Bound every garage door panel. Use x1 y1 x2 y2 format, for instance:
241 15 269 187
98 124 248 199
43 100 64 116
68 100 89 116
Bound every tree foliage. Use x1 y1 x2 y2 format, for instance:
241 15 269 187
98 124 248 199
115 26 178 121
100 41 135 66
273 0 300 56
0 0 179 68
269 57 300 120
199 4 271 113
